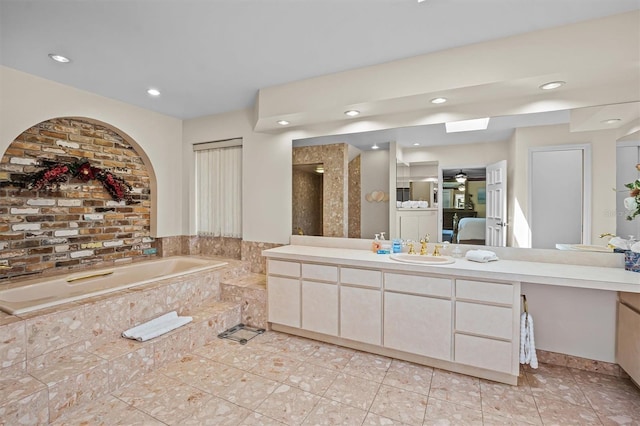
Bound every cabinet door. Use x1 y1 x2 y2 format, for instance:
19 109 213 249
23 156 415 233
398 215 421 241
398 211 438 241
302 281 338 336
617 303 640 384
268 276 300 327
341 286 381 345
384 292 452 360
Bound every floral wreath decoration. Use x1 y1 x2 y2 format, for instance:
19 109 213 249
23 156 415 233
27 158 135 203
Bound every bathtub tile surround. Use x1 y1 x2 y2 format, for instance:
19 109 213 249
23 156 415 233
0 118 155 282
158 235 279 274
0 257 267 423
25 305 88 359
50 331 640 425
0 364 49 425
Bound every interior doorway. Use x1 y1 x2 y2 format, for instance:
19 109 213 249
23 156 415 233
292 163 324 236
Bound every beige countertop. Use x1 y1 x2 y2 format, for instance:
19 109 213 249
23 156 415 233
263 245 640 293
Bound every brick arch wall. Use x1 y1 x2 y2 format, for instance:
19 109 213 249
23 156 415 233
0 117 156 282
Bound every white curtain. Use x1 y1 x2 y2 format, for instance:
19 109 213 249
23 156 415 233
195 142 242 238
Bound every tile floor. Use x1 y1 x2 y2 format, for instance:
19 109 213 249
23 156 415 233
53 331 640 425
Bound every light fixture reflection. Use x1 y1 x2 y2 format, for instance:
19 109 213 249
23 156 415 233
430 97 447 104
277 120 290 126
455 170 467 183
344 110 360 117
48 54 71 63
372 144 379 150
539 81 566 90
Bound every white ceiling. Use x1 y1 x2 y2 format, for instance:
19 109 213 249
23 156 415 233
1 0 638 120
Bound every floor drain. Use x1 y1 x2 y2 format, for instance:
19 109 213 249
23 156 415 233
217 323 265 345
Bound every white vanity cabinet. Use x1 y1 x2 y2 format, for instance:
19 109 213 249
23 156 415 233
383 273 452 360
453 279 520 375
266 254 521 385
340 267 382 345
301 264 338 336
267 260 301 327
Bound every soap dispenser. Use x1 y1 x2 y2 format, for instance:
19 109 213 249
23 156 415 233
372 234 381 253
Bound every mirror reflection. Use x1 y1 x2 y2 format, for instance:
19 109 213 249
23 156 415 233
293 102 640 249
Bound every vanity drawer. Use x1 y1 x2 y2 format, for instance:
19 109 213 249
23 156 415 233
456 301 512 340
454 333 512 374
456 279 513 305
302 263 338 282
384 273 451 298
340 267 381 288
268 260 300 278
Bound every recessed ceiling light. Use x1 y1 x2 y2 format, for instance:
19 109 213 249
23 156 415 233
372 144 379 150
344 110 360 117
430 97 447 104
539 81 566 90
445 117 490 133
601 118 621 124
277 120 290 126
48 54 71 63
413 143 420 146
147 88 161 96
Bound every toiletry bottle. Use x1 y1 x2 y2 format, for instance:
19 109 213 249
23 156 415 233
372 234 381 253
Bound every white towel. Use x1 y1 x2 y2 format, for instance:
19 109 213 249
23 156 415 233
122 311 193 342
519 312 538 369
465 249 498 263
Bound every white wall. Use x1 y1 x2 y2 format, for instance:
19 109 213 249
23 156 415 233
360 150 389 238
0 66 183 237
522 283 617 362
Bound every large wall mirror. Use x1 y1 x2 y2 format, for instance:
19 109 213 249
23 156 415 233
293 102 640 248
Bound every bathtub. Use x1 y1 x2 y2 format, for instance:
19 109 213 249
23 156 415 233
0 256 228 315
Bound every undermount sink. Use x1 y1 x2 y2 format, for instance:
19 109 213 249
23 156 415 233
555 244 613 253
389 253 456 265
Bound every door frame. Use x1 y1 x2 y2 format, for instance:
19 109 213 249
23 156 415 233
527 144 592 246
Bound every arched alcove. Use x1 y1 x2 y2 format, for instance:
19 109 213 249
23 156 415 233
0 117 157 280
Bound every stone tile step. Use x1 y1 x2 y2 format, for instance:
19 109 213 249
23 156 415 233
220 272 266 289
220 274 267 330
0 300 242 425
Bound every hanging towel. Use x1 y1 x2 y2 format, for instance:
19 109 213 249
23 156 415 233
465 249 498 263
519 312 538 369
122 311 193 342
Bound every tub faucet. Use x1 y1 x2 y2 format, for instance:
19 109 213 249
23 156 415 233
599 233 615 239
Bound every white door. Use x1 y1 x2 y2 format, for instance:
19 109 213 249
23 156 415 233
485 160 508 247
530 146 590 248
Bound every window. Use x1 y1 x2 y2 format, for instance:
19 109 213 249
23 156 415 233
194 139 242 238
